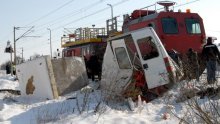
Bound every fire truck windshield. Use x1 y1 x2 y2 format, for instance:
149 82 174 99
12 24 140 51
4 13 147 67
185 18 201 34
161 17 178 34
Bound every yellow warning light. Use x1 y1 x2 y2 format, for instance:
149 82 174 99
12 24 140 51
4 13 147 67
186 9 191 13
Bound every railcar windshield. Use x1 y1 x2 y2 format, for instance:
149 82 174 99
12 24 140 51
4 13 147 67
185 18 201 34
161 18 178 34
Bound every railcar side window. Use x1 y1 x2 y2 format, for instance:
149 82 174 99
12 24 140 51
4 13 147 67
137 37 159 60
185 18 201 34
115 47 131 69
161 18 178 34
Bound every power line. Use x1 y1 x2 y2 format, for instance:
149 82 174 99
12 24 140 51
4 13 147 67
16 0 197 49
35 0 104 29
16 0 131 52
175 0 200 8
2 0 204 64
51 0 130 32
25 0 76 26
11 0 130 53
29 0 108 36
24 38 60 51
21 41 48 51
1 0 204 62
18 0 130 44
15 0 107 48
1 0 75 46
0 26 36 47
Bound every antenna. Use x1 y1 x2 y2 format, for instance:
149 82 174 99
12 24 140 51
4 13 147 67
157 1 176 11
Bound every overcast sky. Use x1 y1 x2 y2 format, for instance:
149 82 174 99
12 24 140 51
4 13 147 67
0 0 220 64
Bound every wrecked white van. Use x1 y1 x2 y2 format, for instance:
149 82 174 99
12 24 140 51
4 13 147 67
101 27 176 100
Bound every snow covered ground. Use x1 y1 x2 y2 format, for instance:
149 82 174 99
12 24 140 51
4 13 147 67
0 70 220 124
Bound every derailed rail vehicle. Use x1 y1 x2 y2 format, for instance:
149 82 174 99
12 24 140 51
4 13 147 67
102 27 176 101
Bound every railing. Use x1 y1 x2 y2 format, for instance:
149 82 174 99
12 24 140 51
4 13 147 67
74 27 106 40
106 17 118 35
61 27 107 47
123 1 176 21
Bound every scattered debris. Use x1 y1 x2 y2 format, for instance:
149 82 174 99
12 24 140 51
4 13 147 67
66 97 77 100
0 89 20 95
176 86 200 103
3 96 18 103
162 112 171 120
80 81 100 93
127 97 135 111
197 86 220 99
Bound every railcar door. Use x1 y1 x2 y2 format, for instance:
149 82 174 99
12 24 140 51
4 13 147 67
131 28 170 89
110 39 133 92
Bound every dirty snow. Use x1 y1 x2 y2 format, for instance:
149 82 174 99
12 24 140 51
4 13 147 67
0 70 220 124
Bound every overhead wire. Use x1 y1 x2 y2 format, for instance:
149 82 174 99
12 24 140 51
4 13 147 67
18 0 204 56
11 0 131 55
1 0 200 44
34 0 130 38
16 0 108 47
1 0 75 47
16 0 196 50
25 0 76 27
17 0 131 50
175 0 200 8
0 0 105 46
24 39 60 51
2 0 204 62
22 41 48 52
33 0 106 31
52 0 130 30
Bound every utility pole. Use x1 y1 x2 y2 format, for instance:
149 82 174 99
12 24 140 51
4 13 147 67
14 26 34 65
13 27 16 65
107 4 114 30
47 28 52 58
10 47 13 75
21 47 24 63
